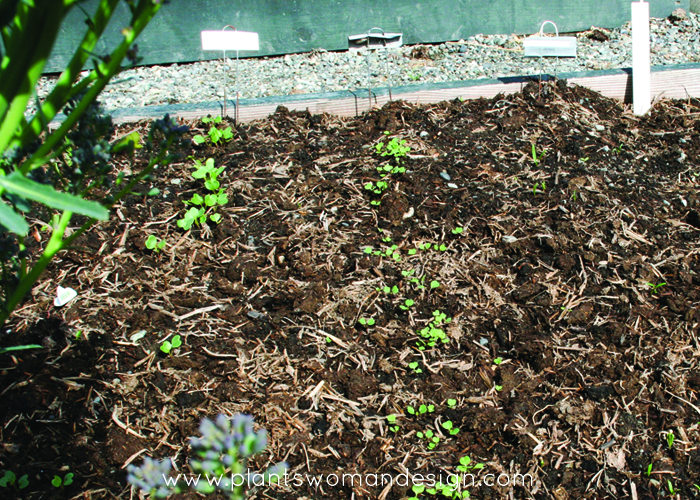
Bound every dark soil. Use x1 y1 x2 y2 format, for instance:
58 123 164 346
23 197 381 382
2 80 700 500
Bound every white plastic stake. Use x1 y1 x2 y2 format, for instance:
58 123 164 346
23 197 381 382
631 1 651 115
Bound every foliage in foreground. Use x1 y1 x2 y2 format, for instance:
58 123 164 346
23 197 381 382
0 0 186 330
127 413 287 499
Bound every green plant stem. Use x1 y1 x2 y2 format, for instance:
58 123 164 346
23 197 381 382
18 1 162 174
0 138 174 328
0 210 72 326
16 0 121 149
0 0 66 151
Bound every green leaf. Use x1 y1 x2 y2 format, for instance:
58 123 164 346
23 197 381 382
0 344 42 355
160 341 172 354
111 131 141 154
209 213 222 223
0 470 15 487
51 476 62 487
63 473 73 486
17 475 28 489
0 172 108 220
0 200 29 235
193 135 206 145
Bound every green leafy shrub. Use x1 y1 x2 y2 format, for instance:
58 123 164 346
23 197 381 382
0 0 185 329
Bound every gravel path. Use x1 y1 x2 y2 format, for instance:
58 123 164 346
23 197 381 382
38 10 700 111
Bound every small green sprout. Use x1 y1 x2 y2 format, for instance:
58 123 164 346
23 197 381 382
399 299 415 311
531 144 546 166
407 248 417 256
408 361 423 374
416 429 440 449
0 471 28 490
457 455 485 473
409 484 425 500
694 484 700 492
532 181 546 195
193 115 234 145
495 385 503 391
386 415 399 433
430 280 440 290
402 269 415 278
145 235 166 252
493 357 503 365
441 420 460 435
612 144 623 154
647 282 667 294
325 336 332 343
666 430 674 449
160 335 182 354
646 463 653 477
358 317 375 327
451 227 463 235
51 473 74 488
668 480 675 495
447 398 457 409
364 247 373 254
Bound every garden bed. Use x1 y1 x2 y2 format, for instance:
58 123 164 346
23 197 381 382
2 80 700 500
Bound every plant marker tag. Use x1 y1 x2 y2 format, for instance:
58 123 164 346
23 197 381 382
523 22 577 58
54 286 77 307
631 1 651 115
348 28 403 110
201 30 259 52
524 21 575 81
201 28 260 121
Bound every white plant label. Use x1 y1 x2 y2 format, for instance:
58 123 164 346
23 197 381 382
54 286 77 307
201 31 259 52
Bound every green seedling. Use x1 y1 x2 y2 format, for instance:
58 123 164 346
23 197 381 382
578 156 590 164
447 398 457 409
0 471 28 490
417 429 440 449
51 473 74 488
647 282 667 294
456 455 485 473
532 181 546 195
386 415 400 433
407 248 417 256
145 234 166 252
430 280 440 290
401 269 416 278
358 317 375 327
612 144 623 154
325 336 332 344
408 361 423 374
668 480 675 495
160 335 182 355
646 463 653 477
493 357 503 365
694 484 700 492
406 404 434 416
442 420 460 435
375 135 410 174
416 310 452 350
399 299 415 311
531 143 546 167
193 116 234 145
495 385 503 391
666 430 674 449
409 484 425 500
451 227 464 235
364 180 389 195
377 284 400 295
178 158 228 230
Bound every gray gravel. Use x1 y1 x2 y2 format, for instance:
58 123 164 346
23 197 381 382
36 10 700 111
